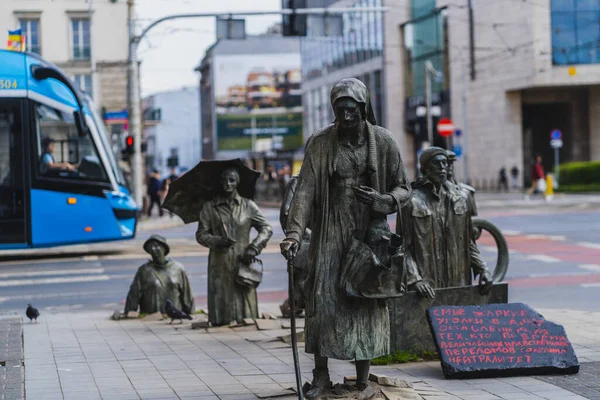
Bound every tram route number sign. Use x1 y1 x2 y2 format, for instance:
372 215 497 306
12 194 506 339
427 303 579 379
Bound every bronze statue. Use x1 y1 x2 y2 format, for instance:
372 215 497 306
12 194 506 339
403 147 493 300
280 78 411 399
447 150 478 216
196 167 273 326
125 235 195 315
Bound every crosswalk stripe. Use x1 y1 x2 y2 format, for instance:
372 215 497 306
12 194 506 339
578 264 600 272
577 242 600 249
581 283 600 288
0 268 104 279
0 275 110 287
524 254 560 263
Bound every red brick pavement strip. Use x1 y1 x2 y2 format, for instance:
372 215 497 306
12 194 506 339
505 273 600 288
478 234 600 265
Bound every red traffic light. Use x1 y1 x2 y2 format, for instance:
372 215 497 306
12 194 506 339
126 136 134 146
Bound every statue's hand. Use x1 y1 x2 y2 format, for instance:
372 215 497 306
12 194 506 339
413 281 435 299
242 246 258 264
352 185 377 205
478 271 493 295
214 236 236 250
280 238 299 261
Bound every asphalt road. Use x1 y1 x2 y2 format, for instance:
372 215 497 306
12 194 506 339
1 205 600 318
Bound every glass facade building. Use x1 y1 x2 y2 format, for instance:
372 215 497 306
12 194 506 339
403 0 448 98
300 0 385 134
301 0 384 80
551 0 600 65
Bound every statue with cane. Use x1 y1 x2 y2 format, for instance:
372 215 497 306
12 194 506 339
280 78 411 399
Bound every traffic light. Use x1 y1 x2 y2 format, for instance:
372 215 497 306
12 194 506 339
282 0 307 37
121 135 134 160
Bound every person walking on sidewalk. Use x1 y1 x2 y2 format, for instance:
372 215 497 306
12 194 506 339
498 166 509 192
510 165 519 189
147 169 164 217
525 155 546 201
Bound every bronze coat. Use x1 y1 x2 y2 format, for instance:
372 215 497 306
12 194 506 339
403 180 489 288
196 193 273 326
286 122 410 360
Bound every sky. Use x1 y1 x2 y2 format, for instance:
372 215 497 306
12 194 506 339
136 0 282 97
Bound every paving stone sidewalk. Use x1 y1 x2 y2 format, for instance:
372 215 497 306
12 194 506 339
0 317 24 399
17 307 600 400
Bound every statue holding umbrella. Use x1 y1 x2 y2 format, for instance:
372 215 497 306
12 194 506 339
163 159 273 326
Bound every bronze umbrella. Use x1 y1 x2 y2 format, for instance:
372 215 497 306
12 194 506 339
162 158 261 224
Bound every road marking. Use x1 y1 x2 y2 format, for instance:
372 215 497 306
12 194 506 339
502 230 522 236
578 264 600 272
0 291 107 304
582 283 600 288
0 275 110 287
577 242 600 250
0 268 104 279
523 234 567 241
524 254 561 263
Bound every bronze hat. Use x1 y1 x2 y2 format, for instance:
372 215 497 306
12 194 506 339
143 234 170 256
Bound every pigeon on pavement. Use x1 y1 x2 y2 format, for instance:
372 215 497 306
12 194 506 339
26 304 40 323
165 299 192 324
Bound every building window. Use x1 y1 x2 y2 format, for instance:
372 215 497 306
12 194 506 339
71 18 90 60
551 0 600 65
73 74 93 99
20 19 40 55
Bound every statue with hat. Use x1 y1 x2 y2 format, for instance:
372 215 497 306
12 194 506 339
280 78 411 399
402 147 493 300
124 234 195 315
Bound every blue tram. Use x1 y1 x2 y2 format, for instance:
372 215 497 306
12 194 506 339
0 49 138 249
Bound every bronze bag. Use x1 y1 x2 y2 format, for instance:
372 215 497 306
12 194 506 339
235 257 263 289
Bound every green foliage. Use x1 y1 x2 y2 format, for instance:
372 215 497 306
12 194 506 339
559 161 600 186
138 313 148 318
371 349 439 365
557 183 600 193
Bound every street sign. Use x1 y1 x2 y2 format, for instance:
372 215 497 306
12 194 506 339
454 129 462 137
437 117 454 137
550 139 563 149
453 145 462 157
551 129 562 140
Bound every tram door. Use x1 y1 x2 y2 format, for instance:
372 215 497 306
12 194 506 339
0 99 27 245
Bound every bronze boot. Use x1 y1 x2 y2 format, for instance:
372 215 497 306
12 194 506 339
304 368 332 399
356 382 376 400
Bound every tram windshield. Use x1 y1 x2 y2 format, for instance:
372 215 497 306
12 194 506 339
85 98 127 187
35 102 109 182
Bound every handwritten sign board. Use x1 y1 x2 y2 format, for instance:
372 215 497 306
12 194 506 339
427 303 579 379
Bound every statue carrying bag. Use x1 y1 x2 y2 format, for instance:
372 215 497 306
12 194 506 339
235 257 263 289
339 205 407 299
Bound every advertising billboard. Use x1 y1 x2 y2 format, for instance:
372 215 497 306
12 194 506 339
214 53 303 151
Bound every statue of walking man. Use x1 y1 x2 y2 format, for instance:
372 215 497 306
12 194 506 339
280 78 411 399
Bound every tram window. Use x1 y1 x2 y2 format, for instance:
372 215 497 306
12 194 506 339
35 103 108 182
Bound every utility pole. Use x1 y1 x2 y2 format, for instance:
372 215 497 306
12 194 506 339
461 55 470 184
127 6 387 207
88 0 97 102
127 0 143 208
425 61 433 146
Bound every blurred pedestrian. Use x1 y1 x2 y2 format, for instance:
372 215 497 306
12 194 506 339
510 165 519 189
161 167 179 218
147 169 164 217
525 156 546 201
498 166 508 192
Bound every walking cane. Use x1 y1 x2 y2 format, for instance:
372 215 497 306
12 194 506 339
288 254 304 400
